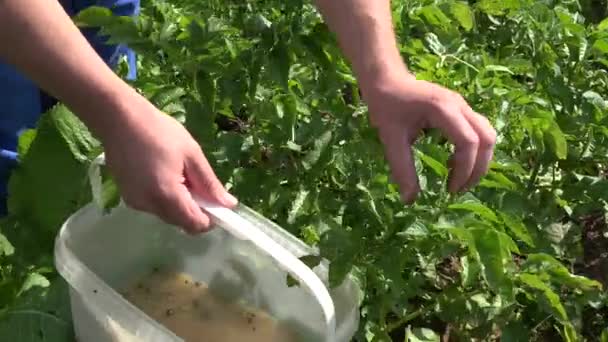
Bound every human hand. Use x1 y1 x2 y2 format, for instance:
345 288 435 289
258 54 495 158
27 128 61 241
361 70 497 203
98 94 237 233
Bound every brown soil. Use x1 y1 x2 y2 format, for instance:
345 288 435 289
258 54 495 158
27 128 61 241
579 212 608 287
578 211 608 341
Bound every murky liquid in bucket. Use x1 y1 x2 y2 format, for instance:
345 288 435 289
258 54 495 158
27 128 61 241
121 269 299 342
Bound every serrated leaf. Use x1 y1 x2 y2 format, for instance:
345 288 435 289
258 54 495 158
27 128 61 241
8 105 98 230
51 106 99 163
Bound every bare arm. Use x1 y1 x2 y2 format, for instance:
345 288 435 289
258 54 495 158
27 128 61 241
314 0 497 201
0 0 139 141
0 0 236 232
313 0 408 86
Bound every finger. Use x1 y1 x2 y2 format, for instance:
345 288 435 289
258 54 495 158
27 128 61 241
429 102 479 193
378 126 420 204
152 183 212 234
185 147 238 209
462 109 496 190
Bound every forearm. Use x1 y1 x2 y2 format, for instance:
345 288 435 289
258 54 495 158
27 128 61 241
0 0 139 140
314 0 410 86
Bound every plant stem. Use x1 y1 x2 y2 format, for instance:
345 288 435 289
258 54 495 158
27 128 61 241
387 306 430 332
527 160 541 191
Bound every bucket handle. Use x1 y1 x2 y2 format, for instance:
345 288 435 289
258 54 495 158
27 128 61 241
87 154 337 341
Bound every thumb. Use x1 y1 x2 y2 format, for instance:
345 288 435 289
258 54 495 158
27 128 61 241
185 149 238 208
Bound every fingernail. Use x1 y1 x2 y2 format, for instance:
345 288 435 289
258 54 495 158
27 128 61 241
225 192 238 207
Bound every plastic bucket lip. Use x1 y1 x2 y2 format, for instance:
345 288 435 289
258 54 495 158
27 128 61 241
55 202 362 342
55 203 180 342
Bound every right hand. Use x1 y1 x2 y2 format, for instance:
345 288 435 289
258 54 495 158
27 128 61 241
360 69 497 203
98 92 237 234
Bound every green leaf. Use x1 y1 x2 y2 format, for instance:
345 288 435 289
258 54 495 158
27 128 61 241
269 42 291 90
417 151 448 177
461 255 481 287
287 255 323 287
484 65 514 74
477 0 521 15
407 327 440 342
601 328 608 342
518 273 568 322
19 273 50 296
450 2 474 31
51 106 99 163
499 212 535 247
73 6 113 27
523 254 603 290
546 120 568 160
562 323 578 342
598 17 608 31
16 129 37 158
287 187 309 224
448 202 499 222
593 39 608 54
302 129 332 170
0 233 14 256
0 279 74 342
8 105 99 230
399 221 429 238
470 228 513 296
501 321 530 342
418 6 453 32
150 86 186 109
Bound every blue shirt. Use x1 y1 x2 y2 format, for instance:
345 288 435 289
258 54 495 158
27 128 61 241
0 0 140 214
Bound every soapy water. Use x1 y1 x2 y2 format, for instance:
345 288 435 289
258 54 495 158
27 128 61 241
121 268 299 342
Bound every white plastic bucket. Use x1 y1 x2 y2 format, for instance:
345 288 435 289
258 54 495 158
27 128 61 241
54 156 362 342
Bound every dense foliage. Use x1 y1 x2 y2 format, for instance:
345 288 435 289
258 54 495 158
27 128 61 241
0 0 607 341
